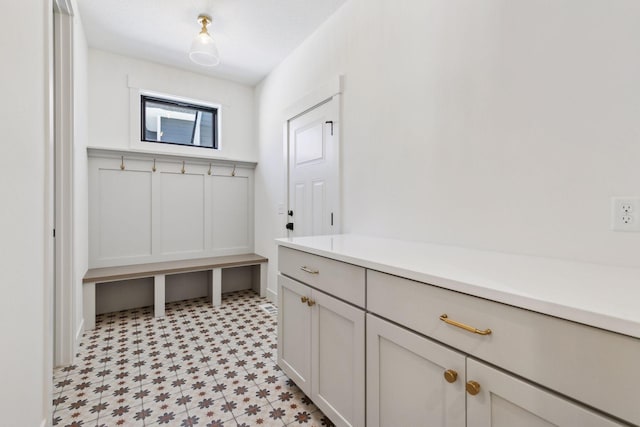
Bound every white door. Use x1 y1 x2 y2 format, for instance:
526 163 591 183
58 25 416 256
311 290 365 427
466 358 625 427
277 274 312 396
287 97 339 236
366 314 466 427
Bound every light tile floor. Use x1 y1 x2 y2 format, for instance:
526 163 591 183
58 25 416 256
52 290 335 427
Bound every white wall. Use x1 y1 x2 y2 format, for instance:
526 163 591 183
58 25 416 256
88 49 256 161
256 0 640 298
73 7 89 353
0 0 49 425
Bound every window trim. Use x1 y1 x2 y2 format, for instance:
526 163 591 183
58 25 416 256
140 94 219 150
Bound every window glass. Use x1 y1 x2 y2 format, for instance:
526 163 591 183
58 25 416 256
141 95 218 149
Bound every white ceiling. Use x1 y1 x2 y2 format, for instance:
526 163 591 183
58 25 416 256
77 0 346 86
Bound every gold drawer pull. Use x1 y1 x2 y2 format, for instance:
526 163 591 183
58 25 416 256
444 369 458 383
300 266 319 274
466 380 481 395
307 299 316 307
440 314 492 336
301 296 309 304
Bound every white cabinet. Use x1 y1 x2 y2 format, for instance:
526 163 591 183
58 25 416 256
466 359 625 427
367 270 640 426
366 314 465 427
278 273 365 427
277 240 639 427
367 313 626 427
278 274 312 392
311 288 365 427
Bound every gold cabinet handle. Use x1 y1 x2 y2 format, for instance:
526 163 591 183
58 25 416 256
440 314 492 336
466 380 481 396
444 369 458 383
300 296 309 304
300 266 319 274
307 299 316 307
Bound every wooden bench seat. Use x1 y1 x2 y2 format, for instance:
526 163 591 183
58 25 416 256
83 254 268 330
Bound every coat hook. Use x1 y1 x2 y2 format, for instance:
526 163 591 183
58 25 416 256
120 156 125 170
231 164 236 177
152 158 156 172
208 163 212 176
181 160 186 174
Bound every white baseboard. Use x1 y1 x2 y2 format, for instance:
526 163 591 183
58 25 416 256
267 288 277 305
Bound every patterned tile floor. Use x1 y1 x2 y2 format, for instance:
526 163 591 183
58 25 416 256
52 290 335 427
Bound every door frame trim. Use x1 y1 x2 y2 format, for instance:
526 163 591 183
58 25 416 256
283 75 343 121
53 0 76 367
282 75 343 237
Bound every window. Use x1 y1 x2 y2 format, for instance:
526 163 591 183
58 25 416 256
141 95 218 149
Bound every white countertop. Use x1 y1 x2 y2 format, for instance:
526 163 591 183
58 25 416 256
276 234 640 339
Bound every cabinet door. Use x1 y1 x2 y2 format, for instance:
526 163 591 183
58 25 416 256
367 314 466 427
466 358 626 427
311 290 365 427
277 274 312 395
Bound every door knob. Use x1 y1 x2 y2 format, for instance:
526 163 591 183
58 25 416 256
307 299 316 307
300 296 309 304
286 222 294 230
444 369 458 383
466 381 481 396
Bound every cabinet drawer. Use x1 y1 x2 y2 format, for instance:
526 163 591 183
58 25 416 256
367 270 640 426
279 246 365 307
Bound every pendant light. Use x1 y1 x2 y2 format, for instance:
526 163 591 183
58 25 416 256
189 14 220 67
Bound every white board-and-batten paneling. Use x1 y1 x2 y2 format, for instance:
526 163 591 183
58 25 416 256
212 175 250 250
88 149 255 268
159 172 205 255
98 168 152 259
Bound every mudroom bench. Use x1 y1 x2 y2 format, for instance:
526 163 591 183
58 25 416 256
82 253 268 330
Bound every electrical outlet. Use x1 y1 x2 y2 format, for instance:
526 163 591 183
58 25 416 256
611 197 640 231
